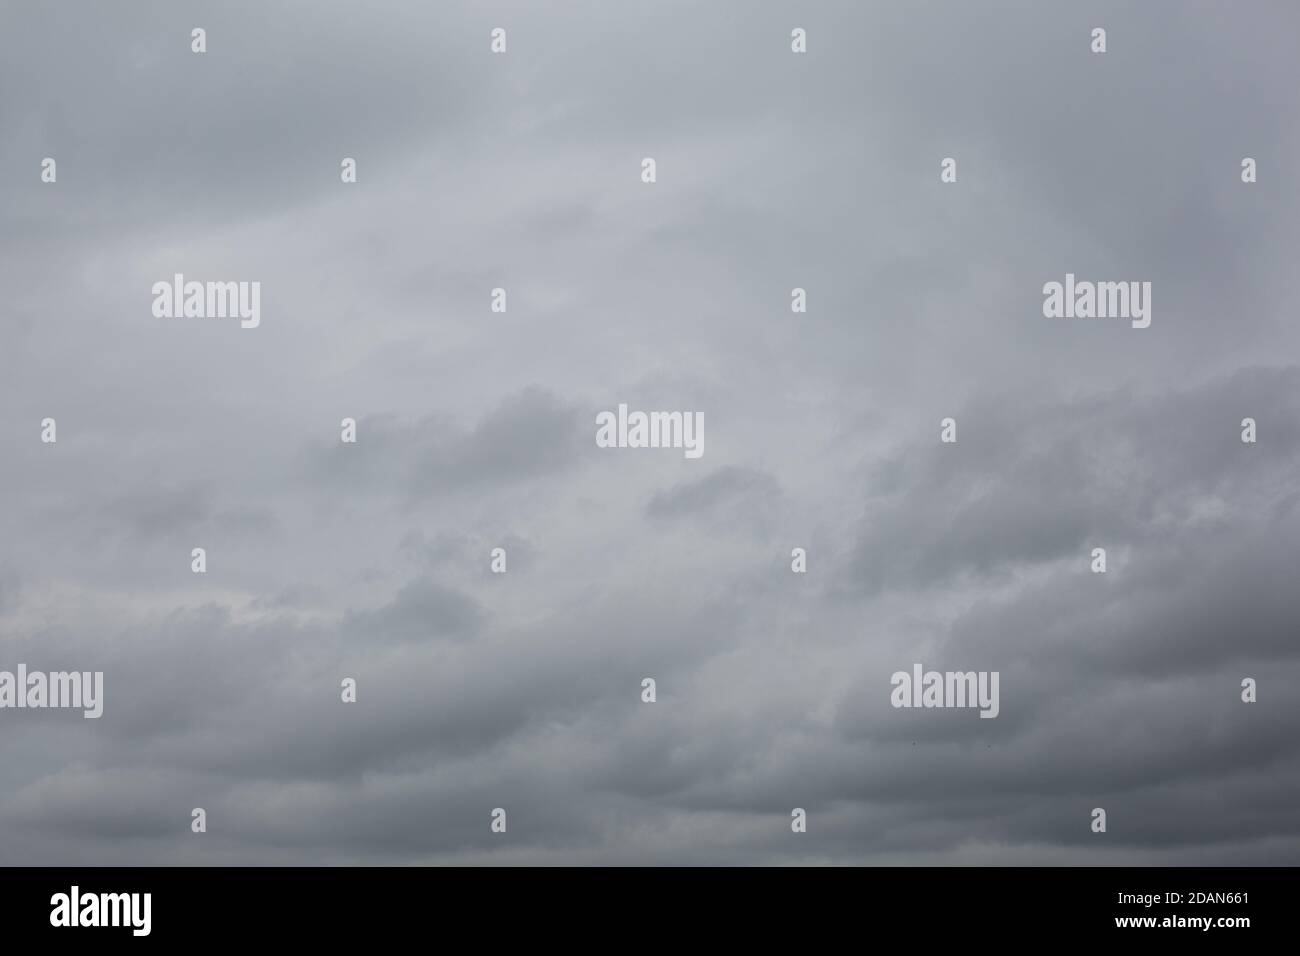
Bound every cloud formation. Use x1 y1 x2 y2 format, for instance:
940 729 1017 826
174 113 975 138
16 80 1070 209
1 0 1298 865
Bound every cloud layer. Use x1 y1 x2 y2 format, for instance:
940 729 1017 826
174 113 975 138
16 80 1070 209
1 0 1298 865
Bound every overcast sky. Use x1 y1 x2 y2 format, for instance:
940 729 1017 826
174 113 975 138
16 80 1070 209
2 0 1299 865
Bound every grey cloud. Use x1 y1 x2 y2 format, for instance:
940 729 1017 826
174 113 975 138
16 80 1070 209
646 465 781 523
303 386 585 502
342 579 485 643
2 0 1298 865
842 367 1300 596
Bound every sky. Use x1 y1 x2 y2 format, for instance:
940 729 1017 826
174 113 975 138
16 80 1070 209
1 0 1298 865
